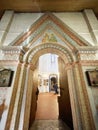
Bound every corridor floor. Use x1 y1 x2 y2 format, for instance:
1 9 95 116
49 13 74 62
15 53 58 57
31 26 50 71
29 92 71 130
35 92 59 119
29 119 71 130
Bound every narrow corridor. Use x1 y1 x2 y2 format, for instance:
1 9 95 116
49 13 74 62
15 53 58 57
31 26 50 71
29 92 71 130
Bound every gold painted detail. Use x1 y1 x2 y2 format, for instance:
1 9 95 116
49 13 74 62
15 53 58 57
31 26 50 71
42 33 57 43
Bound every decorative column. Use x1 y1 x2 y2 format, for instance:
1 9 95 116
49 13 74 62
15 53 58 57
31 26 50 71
67 61 96 130
9 63 28 130
67 64 83 130
0 46 27 130
75 63 95 130
4 63 23 130
68 46 98 130
18 64 36 130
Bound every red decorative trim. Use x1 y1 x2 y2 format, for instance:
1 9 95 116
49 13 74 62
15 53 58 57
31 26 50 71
13 13 87 47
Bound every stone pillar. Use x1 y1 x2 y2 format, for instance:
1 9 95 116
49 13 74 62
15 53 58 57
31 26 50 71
67 65 82 130
4 63 22 130
8 63 28 130
0 46 27 130
67 63 95 130
18 65 34 130
29 65 39 127
0 11 14 46
84 9 98 44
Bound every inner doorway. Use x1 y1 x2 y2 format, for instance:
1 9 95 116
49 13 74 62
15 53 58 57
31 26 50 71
38 53 59 94
29 52 73 129
36 53 59 119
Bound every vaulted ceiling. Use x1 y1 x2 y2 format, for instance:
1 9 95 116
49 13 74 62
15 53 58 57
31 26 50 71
0 0 98 17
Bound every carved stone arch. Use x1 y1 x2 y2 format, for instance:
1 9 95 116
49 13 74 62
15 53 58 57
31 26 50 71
22 42 75 129
24 43 75 67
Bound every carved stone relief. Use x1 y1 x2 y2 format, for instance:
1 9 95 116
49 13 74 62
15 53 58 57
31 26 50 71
0 46 26 62
76 47 98 61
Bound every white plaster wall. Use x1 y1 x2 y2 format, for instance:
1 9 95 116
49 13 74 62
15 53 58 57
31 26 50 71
53 12 94 45
3 12 44 46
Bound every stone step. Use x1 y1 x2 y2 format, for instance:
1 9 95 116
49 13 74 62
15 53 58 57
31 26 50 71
29 119 71 130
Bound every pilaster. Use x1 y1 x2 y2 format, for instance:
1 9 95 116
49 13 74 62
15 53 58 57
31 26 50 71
4 63 22 130
18 65 34 130
9 63 27 130
0 46 27 130
67 65 83 130
73 63 95 130
22 67 34 130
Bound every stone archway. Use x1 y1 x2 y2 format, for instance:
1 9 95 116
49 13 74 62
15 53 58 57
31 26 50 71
21 43 74 130
2 44 96 130
0 12 96 130
16 42 95 130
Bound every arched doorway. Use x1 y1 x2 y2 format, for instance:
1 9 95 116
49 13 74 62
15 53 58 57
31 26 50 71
3 13 96 130
23 43 74 129
28 52 73 129
50 74 58 91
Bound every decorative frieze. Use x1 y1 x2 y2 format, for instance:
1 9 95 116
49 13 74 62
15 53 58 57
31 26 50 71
79 53 96 61
0 46 26 62
75 46 98 61
27 43 73 64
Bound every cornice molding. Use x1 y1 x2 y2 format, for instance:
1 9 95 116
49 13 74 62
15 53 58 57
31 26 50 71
0 46 27 62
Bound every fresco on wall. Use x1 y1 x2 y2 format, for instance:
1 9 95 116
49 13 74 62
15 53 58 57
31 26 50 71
42 33 57 43
0 69 14 87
